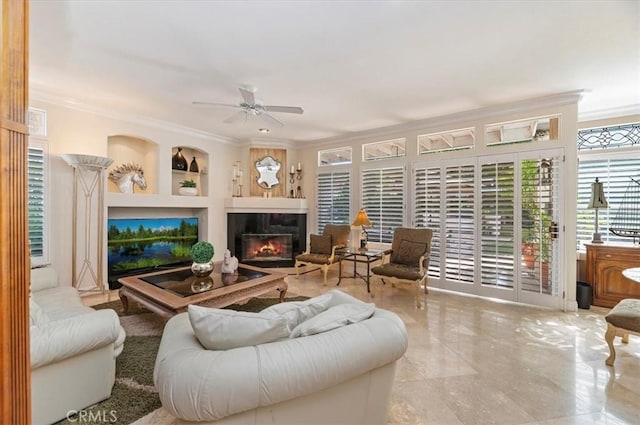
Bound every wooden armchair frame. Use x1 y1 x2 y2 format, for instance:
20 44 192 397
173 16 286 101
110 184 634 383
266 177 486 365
371 227 432 308
295 224 351 284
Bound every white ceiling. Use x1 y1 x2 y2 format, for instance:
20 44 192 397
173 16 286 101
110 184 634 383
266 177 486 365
29 1 640 144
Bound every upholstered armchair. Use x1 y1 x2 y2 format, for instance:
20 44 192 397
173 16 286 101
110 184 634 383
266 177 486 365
295 224 351 284
371 227 433 307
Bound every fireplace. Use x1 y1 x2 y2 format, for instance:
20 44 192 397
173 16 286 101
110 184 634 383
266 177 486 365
242 234 293 263
227 212 306 267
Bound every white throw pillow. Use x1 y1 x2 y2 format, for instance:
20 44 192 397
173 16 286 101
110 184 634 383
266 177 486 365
261 292 333 329
29 297 49 327
290 302 376 338
188 304 290 350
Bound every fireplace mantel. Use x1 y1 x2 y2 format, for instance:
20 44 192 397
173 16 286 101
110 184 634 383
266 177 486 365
224 197 309 214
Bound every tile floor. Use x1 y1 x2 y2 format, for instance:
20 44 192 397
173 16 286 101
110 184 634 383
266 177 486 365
85 265 640 425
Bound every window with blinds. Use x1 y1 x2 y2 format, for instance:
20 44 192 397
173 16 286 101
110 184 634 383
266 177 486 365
28 142 48 264
414 167 442 278
480 161 515 288
577 157 640 247
316 171 351 233
444 164 475 283
362 167 405 243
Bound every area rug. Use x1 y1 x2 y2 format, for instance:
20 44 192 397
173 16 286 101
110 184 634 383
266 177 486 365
53 296 308 425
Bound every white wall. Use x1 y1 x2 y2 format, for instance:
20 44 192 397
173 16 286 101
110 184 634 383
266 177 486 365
30 99 242 287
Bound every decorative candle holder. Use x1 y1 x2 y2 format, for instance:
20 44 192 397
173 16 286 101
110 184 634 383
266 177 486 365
289 163 304 198
232 161 243 197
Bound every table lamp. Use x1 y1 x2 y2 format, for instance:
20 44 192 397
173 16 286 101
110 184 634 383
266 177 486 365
352 209 372 250
587 177 608 244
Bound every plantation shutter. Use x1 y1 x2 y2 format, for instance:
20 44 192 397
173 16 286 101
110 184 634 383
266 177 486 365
444 164 475 283
414 167 442 278
28 145 46 260
480 161 515 288
316 171 351 233
577 158 640 247
362 166 405 243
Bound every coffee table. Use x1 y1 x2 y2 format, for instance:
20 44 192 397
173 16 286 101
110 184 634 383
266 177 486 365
118 262 287 319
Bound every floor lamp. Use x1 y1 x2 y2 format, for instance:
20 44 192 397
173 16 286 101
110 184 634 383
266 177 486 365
62 154 114 293
587 177 608 244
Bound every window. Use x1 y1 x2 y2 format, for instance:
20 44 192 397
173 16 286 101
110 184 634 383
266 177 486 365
363 138 405 161
362 167 405 243
418 127 474 155
577 123 640 248
316 171 351 233
414 167 442 278
577 157 640 247
28 141 49 265
318 147 352 166
486 115 559 146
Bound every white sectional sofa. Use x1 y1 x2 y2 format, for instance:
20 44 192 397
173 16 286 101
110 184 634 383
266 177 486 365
154 290 408 424
29 267 126 425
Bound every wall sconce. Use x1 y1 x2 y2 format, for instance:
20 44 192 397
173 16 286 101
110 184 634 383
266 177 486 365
587 177 608 244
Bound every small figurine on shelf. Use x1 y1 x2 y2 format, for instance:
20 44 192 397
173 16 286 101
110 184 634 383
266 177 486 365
172 147 188 171
189 157 199 173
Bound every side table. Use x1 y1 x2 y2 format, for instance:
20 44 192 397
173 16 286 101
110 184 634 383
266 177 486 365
336 248 387 293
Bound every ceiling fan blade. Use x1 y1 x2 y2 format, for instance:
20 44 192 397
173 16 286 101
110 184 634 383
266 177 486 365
239 87 256 105
260 112 284 128
193 101 240 108
263 105 304 114
224 111 247 124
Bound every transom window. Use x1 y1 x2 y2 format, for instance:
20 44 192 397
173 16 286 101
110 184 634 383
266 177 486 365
418 127 474 154
363 138 405 161
486 115 559 146
318 147 352 166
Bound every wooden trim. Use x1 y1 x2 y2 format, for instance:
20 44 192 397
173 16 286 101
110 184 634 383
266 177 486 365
249 148 287 197
0 117 29 134
0 0 31 423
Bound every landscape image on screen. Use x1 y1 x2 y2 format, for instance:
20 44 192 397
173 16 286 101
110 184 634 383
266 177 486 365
107 217 198 276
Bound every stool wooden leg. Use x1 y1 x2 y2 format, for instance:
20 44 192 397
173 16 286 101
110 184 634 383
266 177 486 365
605 322 617 366
622 332 629 344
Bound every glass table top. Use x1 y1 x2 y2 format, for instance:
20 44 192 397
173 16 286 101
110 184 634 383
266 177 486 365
140 266 268 297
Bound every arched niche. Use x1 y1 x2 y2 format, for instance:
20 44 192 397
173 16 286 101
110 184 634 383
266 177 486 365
107 135 159 194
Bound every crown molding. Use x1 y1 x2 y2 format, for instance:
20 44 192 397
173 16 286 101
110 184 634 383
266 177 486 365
578 104 640 123
240 137 297 149
29 88 238 145
307 90 585 148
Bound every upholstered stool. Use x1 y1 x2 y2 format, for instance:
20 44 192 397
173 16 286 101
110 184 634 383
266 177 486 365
604 298 640 366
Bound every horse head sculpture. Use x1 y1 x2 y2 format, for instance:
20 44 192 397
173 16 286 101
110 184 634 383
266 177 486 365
108 163 147 194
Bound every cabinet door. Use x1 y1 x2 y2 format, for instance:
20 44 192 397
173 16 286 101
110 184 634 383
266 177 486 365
593 247 640 307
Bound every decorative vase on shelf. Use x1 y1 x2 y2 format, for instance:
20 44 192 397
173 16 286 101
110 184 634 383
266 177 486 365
189 157 199 173
178 187 198 196
172 147 188 171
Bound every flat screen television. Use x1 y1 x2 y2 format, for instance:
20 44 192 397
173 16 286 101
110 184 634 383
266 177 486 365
107 217 198 289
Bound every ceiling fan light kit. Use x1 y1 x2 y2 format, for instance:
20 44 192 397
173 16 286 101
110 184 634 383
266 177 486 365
194 87 303 128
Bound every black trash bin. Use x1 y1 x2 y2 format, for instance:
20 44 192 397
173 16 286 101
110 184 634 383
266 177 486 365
577 281 592 309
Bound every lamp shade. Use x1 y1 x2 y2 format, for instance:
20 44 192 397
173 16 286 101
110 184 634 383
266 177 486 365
351 209 372 227
587 177 608 209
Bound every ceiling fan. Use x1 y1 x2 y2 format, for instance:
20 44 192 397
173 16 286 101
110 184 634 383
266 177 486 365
193 87 304 128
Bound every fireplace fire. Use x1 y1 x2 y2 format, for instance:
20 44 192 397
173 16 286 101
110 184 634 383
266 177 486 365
242 234 293 263
227 212 306 267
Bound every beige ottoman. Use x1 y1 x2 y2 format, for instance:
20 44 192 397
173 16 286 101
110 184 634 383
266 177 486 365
604 298 640 366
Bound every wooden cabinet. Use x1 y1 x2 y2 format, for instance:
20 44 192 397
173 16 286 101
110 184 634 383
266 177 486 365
586 244 640 307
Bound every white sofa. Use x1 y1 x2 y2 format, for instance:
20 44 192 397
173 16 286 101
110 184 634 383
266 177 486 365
29 267 126 425
154 290 408 424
